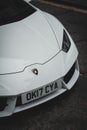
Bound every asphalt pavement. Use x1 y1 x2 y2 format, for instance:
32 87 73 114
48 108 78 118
0 0 87 130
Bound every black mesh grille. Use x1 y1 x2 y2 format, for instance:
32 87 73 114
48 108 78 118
0 97 7 111
16 96 22 107
64 62 76 84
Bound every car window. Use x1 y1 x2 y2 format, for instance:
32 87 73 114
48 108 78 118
0 0 36 25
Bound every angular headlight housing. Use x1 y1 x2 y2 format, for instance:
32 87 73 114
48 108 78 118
62 30 71 52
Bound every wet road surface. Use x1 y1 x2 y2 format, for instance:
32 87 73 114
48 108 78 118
0 0 87 130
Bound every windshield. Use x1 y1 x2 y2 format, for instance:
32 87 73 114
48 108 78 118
0 0 36 26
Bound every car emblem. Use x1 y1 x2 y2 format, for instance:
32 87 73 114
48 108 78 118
32 68 38 75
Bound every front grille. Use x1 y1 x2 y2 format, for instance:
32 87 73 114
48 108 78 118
16 96 22 107
64 62 76 84
0 97 7 111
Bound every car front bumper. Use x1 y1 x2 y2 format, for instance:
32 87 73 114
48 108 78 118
0 40 79 117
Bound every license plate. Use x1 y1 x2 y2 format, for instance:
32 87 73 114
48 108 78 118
21 81 59 104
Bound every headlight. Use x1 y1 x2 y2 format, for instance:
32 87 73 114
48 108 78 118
62 30 71 52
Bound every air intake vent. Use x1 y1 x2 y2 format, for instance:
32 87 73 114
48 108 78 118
64 62 76 84
0 97 7 111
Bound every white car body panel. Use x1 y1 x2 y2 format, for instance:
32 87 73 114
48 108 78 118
24 0 31 3
0 11 60 74
0 1 79 117
43 12 64 49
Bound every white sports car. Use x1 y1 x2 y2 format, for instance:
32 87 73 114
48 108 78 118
0 0 79 117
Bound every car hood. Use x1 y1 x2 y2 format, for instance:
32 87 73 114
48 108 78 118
0 11 60 74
